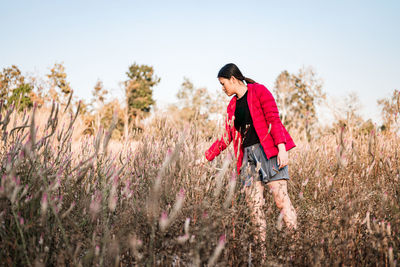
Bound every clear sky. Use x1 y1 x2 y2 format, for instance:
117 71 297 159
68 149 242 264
1 0 399 124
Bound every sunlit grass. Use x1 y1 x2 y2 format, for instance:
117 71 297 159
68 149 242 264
0 102 399 266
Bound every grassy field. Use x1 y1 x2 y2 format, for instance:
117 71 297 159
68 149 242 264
0 103 399 266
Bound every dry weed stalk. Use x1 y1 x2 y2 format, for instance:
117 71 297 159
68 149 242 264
0 104 399 265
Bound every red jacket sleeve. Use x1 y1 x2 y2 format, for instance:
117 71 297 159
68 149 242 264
205 113 234 161
256 84 287 145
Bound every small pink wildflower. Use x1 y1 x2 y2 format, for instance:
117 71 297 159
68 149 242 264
219 234 226 245
95 245 100 256
178 188 185 199
39 233 44 245
160 211 168 220
41 193 48 214
202 211 208 218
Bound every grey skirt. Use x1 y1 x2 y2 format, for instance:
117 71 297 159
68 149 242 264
240 143 289 187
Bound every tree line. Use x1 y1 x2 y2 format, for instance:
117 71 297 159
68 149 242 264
0 63 399 140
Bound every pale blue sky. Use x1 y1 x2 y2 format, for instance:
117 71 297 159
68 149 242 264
1 0 399 124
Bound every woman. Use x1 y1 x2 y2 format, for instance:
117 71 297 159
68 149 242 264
202 63 297 243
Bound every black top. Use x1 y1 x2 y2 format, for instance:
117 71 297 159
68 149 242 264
234 91 260 147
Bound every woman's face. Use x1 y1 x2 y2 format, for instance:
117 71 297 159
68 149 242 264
218 77 235 96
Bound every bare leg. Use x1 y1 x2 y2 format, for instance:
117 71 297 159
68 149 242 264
244 180 267 243
267 180 297 230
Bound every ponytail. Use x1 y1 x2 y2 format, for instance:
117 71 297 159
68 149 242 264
243 76 256 84
218 63 256 84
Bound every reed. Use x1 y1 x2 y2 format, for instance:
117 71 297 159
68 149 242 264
0 103 399 266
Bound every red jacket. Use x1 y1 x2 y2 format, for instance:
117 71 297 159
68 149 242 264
205 83 296 174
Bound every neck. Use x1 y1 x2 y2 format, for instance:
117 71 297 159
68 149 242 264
236 84 248 98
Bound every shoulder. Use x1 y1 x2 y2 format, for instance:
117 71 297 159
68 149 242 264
253 83 269 91
250 83 271 97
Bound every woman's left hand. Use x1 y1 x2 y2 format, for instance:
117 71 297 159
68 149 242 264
277 144 289 169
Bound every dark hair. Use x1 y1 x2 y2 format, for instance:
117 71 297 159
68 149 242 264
217 63 256 84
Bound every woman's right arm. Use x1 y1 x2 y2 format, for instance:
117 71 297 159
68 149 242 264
205 115 234 161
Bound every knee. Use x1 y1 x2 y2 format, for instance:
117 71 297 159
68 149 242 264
274 195 292 210
275 198 285 210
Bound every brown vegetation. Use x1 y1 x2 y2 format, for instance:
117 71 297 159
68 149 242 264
0 97 399 266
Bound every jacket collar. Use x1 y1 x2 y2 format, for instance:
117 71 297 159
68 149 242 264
228 83 256 115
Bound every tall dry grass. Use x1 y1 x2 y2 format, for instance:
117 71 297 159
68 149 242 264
0 101 399 266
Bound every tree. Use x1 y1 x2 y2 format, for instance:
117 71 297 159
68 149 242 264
274 67 325 141
330 92 363 125
46 63 72 106
122 63 160 141
165 77 228 138
176 77 227 119
0 65 34 111
7 84 34 111
175 77 211 121
99 99 125 139
377 89 400 133
124 63 160 120
83 80 110 134
90 80 108 112
327 92 374 135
